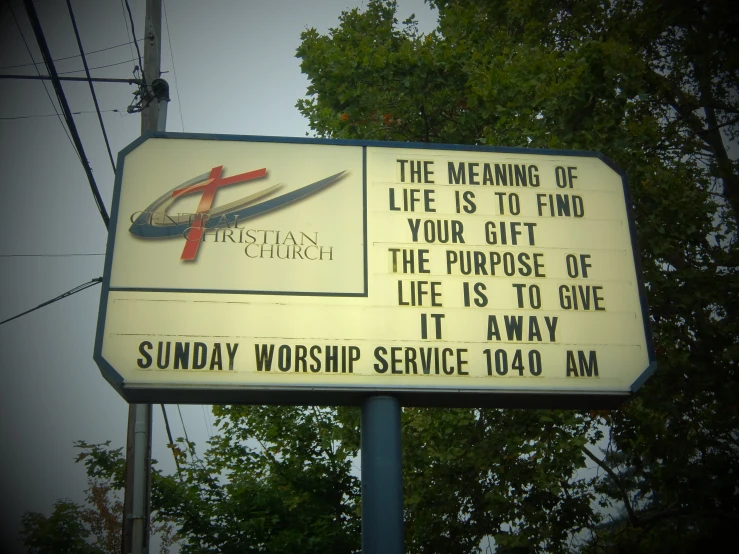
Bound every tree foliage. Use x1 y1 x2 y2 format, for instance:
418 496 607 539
20 440 178 554
21 441 126 554
21 500 103 554
24 408 598 553
296 0 739 551
154 405 361 553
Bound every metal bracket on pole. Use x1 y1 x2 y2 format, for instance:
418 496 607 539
361 396 404 554
150 78 169 131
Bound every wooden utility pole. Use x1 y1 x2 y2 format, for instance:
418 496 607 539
140 0 167 135
122 1 168 553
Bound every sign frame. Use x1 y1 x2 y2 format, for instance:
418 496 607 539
94 132 656 409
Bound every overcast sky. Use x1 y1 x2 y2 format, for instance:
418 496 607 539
0 0 437 550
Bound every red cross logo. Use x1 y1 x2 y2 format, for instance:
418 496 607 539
172 165 266 260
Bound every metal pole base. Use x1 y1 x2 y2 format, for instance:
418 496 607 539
361 396 404 554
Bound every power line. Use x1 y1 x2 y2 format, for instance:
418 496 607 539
201 405 212 440
0 39 144 71
0 109 124 121
0 253 104 257
118 0 137 68
23 0 110 230
7 2 80 163
163 0 185 131
176 404 198 463
65 0 116 172
123 0 144 79
177 405 191 446
56 57 138 75
0 74 142 84
0 277 102 326
160 405 182 477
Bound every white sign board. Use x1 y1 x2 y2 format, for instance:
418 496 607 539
95 134 655 407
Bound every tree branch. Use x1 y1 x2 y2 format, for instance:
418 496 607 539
419 103 431 143
695 114 739 136
644 61 739 220
581 446 639 526
700 101 739 219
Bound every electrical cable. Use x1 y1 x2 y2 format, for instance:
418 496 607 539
161 405 183 477
0 39 143 71
176 405 198 460
163 0 185 131
118 0 136 59
22 0 110 230
0 253 104 257
65 0 116 172
0 74 143 85
0 277 102 326
201 405 213 440
0 109 124 120
56 57 138 75
7 2 80 163
123 0 144 80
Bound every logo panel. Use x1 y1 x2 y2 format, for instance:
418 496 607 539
110 139 365 295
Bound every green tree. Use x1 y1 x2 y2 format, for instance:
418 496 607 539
41 406 597 553
155 405 361 554
21 500 102 554
296 0 739 551
21 441 177 554
20 449 125 554
55 408 361 554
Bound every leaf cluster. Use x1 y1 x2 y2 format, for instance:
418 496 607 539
152 405 360 553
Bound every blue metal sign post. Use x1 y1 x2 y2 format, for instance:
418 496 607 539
361 396 404 554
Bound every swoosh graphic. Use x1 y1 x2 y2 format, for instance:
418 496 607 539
129 171 346 238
